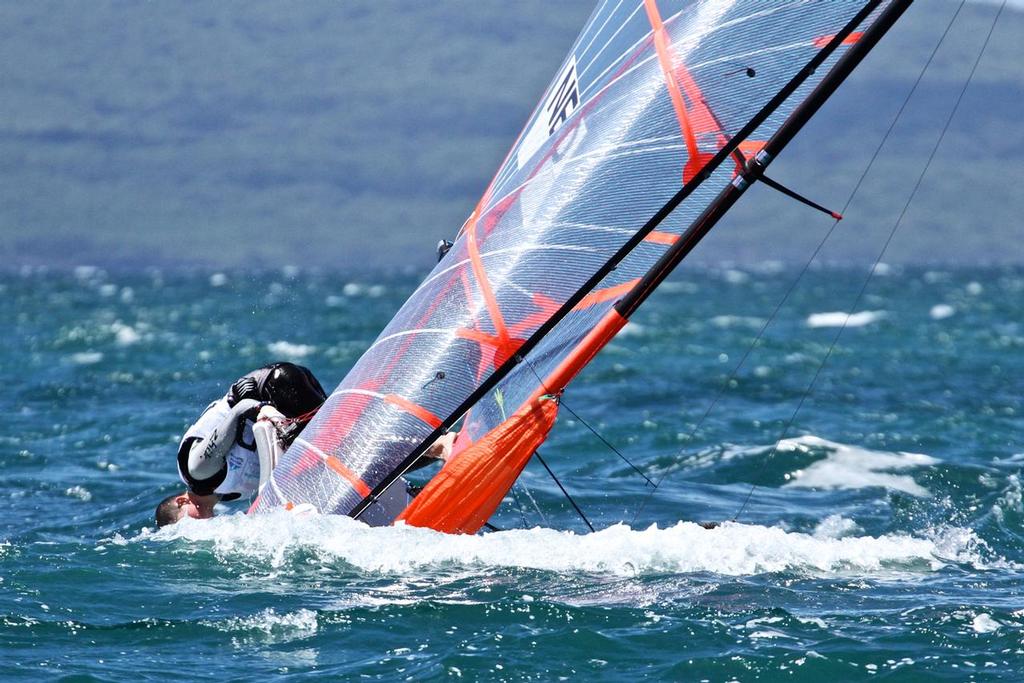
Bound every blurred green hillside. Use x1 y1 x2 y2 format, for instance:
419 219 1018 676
0 0 1019 270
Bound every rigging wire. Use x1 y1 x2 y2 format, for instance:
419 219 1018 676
534 449 596 532
521 356 655 486
732 0 1005 523
507 482 532 528
630 0 971 527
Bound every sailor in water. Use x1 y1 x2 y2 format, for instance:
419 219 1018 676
155 362 455 527
155 362 328 526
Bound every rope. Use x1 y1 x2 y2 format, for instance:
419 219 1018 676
631 0 971 527
520 356 655 486
733 0 1004 523
535 449 595 532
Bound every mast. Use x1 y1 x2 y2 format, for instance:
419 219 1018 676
350 0 911 521
617 0 914 318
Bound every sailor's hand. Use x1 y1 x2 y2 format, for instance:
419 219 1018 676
426 431 457 462
257 404 286 423
228 376 259 405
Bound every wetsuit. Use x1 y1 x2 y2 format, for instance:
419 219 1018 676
177 363 326 499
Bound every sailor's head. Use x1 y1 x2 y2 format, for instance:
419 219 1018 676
155 491 218 527
262 362 327 418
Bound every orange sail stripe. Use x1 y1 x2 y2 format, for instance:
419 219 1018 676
643 230 678 245
574 279 639 310
737 139 766 159
813 31 863 49
384 393 443 429
643 0 700 178
323 455 372 498
465 220 514 351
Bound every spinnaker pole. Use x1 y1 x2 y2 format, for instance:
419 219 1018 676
350 0 905 521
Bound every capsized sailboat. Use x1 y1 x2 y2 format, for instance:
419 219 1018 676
251 0 915 532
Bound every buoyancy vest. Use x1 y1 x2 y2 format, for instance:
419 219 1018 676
177 396 261 498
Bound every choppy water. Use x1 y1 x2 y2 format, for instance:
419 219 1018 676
3 264 1022 680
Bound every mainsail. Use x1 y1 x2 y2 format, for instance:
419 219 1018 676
252 0 912 531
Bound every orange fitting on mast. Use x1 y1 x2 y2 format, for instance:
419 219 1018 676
538 307 629 397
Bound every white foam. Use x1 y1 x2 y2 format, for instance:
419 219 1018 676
782 435 937 498
64 486 92 502
205 607 318 636
618 322 645 338
74 265 100 280
111 322 141 346
813 514 861 539
267 341 316 358
145 512 995 577
209 273 228 287
972 613 1001 633
723 269 749 284
806 310 885 328
70 351 103 365
710 315 764 329
930 304 955 320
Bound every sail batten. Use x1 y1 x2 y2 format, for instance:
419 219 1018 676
252 0 908 526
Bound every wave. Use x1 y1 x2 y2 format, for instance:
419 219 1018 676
806 310 886 328
781 435 937 497
132 512 1003 577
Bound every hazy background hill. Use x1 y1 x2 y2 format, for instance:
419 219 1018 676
1 0 1020 271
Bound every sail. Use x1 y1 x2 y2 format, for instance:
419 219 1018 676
252 0 904 522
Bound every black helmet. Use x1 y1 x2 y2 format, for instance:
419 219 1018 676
260 363 327 418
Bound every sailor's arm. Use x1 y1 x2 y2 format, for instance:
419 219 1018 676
185 398 262 482
407 432 456 472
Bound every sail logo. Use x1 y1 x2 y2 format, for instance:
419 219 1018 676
546 58 579 134
517 55 580 169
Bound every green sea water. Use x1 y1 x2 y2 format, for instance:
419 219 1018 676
3 264 1022 680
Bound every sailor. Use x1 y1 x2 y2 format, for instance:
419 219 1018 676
154 362 327 527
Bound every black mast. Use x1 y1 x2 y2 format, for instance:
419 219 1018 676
617 0 913 318
351 0 911 521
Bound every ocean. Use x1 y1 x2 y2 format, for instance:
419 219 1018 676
3 264 1022 680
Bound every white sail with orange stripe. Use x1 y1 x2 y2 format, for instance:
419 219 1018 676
251 0 910 532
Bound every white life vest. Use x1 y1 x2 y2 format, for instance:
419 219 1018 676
177 396 261 498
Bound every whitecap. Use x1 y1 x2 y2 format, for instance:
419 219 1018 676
723 269 749 284
70 351 103 365
813 514 861 539
972 613 1001 633
74 265 100 280
930 304 955 320
806 310 885 328
617 322 645 337
209 273 228 287
710 315 764 329
267 341 316 358
111 322 141 346
206 607 318 636
65 486 92 502
144 512 996 577
781 435 936 498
